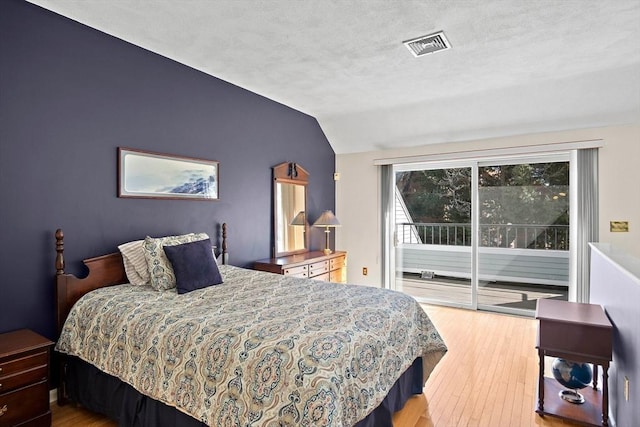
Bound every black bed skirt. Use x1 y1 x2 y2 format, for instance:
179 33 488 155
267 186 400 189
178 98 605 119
64 355 424 427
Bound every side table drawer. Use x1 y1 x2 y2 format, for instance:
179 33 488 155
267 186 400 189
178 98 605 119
0 351 47 379
539 321 612 360
0 365 47 394
283 265 308 278
0 381 48 427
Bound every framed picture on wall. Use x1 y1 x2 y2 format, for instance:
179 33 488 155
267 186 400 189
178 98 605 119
118 147 219 200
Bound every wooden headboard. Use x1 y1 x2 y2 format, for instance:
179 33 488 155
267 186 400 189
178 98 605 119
54 224 228 337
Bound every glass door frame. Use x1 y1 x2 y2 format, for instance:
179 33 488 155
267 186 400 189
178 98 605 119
387 152 572 317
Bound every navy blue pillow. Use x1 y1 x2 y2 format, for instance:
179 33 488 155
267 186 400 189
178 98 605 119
163 238 223 294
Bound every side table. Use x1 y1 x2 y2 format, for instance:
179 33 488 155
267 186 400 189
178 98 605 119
0 329 54 426
535 299 612 426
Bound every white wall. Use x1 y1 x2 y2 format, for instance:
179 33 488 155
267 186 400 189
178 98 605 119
335 124 640 287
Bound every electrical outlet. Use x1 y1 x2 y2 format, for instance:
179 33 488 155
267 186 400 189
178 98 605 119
362 267 368 276
624 376 629 401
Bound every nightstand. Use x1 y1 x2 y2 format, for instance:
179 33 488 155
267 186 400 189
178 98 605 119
535 299 612 426
0 329 54 427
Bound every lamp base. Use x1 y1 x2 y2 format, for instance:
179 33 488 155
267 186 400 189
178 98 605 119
323 248 333 255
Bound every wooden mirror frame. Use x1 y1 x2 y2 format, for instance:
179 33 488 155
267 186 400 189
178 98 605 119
273 162 309 257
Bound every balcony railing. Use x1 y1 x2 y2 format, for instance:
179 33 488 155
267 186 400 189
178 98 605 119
396 222 569 250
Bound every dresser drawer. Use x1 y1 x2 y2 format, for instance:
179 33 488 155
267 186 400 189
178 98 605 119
330 255 346 270
313 272 330 281
0 351 47 381
0 381 49 427
308 260 329 277
330 268 347 284
283 265 308 278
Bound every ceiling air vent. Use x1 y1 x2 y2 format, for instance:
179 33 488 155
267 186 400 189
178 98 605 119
403 31 451 57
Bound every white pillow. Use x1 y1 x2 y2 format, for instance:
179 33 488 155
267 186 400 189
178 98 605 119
118 240 150 286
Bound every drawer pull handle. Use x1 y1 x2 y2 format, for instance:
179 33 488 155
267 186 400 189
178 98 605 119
0 404 7 417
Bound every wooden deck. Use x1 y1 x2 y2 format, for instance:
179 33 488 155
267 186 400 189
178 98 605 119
400 274 567 310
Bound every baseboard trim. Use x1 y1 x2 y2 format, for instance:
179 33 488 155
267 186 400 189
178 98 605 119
50 388 57 404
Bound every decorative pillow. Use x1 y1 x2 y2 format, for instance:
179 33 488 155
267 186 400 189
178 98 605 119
143 232 209 291
163 238 223 294
118 239 150 286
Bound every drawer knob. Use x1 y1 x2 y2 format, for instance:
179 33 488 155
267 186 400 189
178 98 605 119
0 404 7 417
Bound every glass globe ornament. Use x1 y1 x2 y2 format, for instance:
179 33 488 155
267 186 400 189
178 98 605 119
551 358 593 404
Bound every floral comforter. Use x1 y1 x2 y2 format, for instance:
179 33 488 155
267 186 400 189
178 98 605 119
56 265 447 426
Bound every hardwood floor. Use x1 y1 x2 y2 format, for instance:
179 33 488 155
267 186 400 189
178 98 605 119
52 305 584 427
52 404 115 427
416 305 582 427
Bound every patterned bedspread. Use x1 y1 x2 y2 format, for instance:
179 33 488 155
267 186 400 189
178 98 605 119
56 265 447 426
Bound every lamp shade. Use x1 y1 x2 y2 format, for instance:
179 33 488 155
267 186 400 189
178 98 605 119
290 211 306 226
312 210 341 227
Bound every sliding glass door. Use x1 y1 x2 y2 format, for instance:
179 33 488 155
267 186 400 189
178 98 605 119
394 163 474 308
391 155 570 315
476 158 570 314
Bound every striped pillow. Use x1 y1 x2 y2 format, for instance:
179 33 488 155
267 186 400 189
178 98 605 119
118 239 150 286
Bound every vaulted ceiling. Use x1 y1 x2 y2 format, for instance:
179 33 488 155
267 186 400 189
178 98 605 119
28 0 640 154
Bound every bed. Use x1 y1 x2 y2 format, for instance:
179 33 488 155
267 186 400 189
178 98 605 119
53 224 447 427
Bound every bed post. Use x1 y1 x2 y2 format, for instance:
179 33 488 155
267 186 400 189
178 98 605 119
55 229 64 275
54 228 69 405
221 223 228 265
54 229 67 335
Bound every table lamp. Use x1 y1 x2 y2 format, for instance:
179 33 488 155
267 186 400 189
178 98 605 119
312 210 340 255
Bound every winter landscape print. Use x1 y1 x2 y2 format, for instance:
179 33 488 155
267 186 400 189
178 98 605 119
118 148 218 200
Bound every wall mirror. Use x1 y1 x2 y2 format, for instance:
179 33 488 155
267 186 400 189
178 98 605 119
273 162 308 257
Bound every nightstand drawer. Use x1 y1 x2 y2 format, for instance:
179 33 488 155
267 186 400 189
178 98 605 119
308 260 329 277
0 381 48 427
283 265 308 278
0 351 47 380
0 364 47 394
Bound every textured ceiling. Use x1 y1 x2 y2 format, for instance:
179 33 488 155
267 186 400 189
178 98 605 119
27 0 640 154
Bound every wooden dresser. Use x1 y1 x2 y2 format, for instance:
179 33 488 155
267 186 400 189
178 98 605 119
0 329 53 427
254 251 347 283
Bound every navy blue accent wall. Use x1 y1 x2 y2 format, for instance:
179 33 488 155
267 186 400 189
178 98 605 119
0 0 335 340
